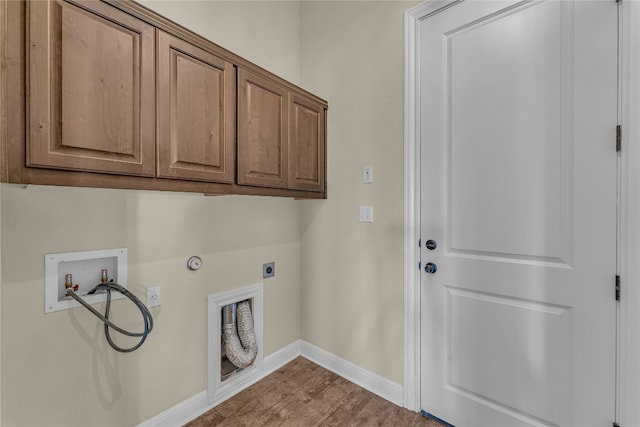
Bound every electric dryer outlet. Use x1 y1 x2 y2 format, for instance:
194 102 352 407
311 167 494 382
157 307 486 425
263 262 275 278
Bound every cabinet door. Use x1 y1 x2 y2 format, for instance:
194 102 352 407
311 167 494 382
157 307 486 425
237 69 288 189
28 0 155 176
289 94 326 192
157 31 235 183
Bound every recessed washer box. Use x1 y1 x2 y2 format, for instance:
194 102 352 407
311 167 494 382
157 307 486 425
44 248 127 314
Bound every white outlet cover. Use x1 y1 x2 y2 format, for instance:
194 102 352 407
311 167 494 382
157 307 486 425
147 286 161 308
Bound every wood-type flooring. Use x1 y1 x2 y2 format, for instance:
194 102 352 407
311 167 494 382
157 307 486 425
185 357 439 427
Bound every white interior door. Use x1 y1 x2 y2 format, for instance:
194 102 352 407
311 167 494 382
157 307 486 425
419 1 618 426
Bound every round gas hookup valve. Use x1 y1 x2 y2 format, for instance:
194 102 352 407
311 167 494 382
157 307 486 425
187 256 203 271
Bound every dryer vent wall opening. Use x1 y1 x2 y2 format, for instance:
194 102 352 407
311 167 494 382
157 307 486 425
221 299 258 379
208 283 264 405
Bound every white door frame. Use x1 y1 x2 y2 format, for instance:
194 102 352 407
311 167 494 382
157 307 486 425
402 1 640 424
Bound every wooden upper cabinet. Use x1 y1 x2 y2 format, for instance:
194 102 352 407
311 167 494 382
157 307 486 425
18 0 327 197
289 94 326 192
237 68 289 189
238 68 327 193
157 31 235 183
27 0 156 176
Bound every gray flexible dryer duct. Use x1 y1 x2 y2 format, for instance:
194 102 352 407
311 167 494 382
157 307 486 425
222 300 257 369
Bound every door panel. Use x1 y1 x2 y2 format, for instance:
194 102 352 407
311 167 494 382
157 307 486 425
289 94 326 192
157 31 236 183
237 69 289 189
28 0 155 176
447 287 571 426
419 1 617 426
448 0 570 264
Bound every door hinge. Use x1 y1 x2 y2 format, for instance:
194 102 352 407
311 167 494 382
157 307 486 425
616 275 621 301
418 238 422 248
418 261 421 271
616 125 622 152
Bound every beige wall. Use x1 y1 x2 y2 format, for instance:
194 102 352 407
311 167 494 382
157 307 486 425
1 186 302 426
138 0 301 85
299 1 417 385
1 2 302 425
1 1 417 425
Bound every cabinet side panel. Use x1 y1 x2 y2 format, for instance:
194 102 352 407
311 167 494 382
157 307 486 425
0 0 7 182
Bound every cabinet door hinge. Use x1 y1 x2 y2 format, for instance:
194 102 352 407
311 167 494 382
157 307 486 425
616 125 622 152
418 238 422 248
616 275 621 301
418 261 421 271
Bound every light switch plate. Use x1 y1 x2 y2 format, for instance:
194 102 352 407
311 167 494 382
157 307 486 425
363 166 373 184
359 206 373 223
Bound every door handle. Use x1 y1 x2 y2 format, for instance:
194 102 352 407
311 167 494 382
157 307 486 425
424 262 438 274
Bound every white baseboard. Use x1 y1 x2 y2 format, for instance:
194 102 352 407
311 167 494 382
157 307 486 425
137 390 208 427
137 340 301 427
299 341 404 407
137 339 403 426
264 339 302 373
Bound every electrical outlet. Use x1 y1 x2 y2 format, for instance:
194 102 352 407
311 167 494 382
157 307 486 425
147 286 161 308
263 262 275 279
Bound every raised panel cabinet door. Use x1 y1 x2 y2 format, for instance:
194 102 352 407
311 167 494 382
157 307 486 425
288 94 326 192
237 69 288 189
157 31 235 183
28 0 155 176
